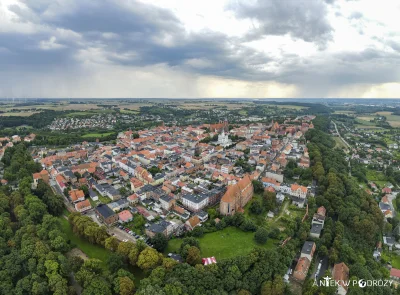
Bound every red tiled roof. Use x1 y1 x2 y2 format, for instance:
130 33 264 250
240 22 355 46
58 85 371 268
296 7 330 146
332 263 350 291
390 268 400 278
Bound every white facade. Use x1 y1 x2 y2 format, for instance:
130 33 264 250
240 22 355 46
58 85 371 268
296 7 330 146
217 132 232 147
181 195 208 212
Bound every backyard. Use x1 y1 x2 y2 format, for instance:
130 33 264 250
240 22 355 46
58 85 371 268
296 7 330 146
166 226 278 260
366 169 389 188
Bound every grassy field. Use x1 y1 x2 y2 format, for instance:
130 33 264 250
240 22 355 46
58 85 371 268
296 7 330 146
384 115 400 128
82 132 114 138
355 117 376 126
0 111 41 116
59 217 146 285
333 110 355 115
166 227 277 260
354 124 383 129
179 102 248 110
376 111 393 116
366 169 388 188
273 105 308 110
334 137 348 150
382 251 400 268
66 111 98 117
59 217 110 264
120 109 139 114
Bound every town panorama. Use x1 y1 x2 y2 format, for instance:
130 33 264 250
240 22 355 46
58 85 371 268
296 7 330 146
1 98 400 295
2 0 400 294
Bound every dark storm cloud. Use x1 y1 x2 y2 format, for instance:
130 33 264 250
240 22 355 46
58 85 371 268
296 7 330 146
3 0 400 98
228 0 334 47
7 0 272 80
0 31 75 68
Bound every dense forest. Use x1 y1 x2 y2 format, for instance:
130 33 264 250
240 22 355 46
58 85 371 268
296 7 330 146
0 110 68 129
303 116 395 295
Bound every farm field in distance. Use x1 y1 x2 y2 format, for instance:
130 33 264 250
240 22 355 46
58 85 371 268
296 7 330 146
82 132 115 138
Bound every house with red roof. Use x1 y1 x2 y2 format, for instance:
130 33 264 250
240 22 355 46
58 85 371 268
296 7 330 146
332 262 349 295
69 189 85 203
75 199 92 212
32 169 50 189
185 215 201 231
382 187 392 194
118 210 133 223
390 268 400 281
290 184 308 199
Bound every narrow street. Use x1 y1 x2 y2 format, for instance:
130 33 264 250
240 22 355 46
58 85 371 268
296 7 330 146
332 120 352 176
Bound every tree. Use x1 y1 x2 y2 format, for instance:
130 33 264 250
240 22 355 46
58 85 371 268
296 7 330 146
119 187 128 197
252 180 264 194
114 276 135 295
105 236 119 252
269 228 280 239
117 241 135 257
162 258 178 270
263 191 276 212
107 253 125 273
80 185 89 197
81 277 112 295
191 226 205 237
137 248 162 271
150 233 168 252
185 246 201 266
128 246 140 266
254 227 268 244
249 199 263 215
148 166 161 175
179 237 200 259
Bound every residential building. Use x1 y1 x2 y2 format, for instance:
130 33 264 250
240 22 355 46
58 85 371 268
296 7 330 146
118 210 133 223
75 199 92 212
69 189 85 203
293 257 311 281
181 193 209 212
332 262 349 295
96 204 118 225
185 215 201 231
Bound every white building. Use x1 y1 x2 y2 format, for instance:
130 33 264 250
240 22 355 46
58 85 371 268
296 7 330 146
217 131 232 148
181 193 209 212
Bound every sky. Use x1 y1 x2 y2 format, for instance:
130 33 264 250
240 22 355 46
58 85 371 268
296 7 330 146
1 0 400 99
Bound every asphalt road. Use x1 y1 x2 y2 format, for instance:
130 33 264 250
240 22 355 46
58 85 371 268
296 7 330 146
311 256 329 280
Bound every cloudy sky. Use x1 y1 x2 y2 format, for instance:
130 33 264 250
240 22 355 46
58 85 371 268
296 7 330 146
1 0 400 98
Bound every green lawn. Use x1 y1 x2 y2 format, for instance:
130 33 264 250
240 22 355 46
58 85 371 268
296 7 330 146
97 194 112 204
66 111 97 117
382 251 400 269
333 137 348 150
59 217 110 264
59 217 146 286
82 132 114 138
166 227 277 260
366 169 388 187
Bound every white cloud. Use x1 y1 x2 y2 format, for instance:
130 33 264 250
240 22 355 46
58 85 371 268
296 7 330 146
0 0 400 98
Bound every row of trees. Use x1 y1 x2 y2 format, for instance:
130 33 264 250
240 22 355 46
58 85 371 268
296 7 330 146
303 116 394 295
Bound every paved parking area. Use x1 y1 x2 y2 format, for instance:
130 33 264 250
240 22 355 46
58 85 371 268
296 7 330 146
86 211 137 242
